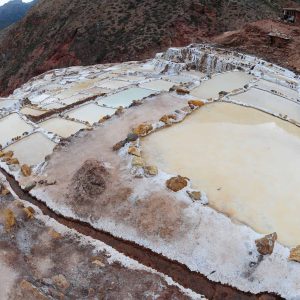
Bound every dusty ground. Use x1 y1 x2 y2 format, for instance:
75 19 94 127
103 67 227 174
0 179 198 300
33 93 189 241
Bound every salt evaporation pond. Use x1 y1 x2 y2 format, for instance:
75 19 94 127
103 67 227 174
191 71 254 99
0 113 34 146
230 88 300 123
142 102 300 247
97 87 154 108
20 107 47 117
6 132 56 165
139 79 175 92
65 103 116 124
39 117 87 138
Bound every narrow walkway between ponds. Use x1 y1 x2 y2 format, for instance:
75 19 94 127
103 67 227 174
0 168 282 300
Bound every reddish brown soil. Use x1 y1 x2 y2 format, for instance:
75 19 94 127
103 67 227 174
0 168 282 300
213 19 300 73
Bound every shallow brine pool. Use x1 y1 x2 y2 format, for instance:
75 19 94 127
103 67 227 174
142 102 300 246
97 87 154 108
0 114 34 146
65 103 116 124
5 132 56 165
190 71 254 99
229 88 300 123
39 117 87 138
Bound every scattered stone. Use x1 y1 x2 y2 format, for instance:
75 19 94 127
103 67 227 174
159 114 177 125
144 165 158 176
176 88 190 95
52 274 70 290
23 206 35 219
132 156 144 167
130 100 143 107
133 123 153 136
112 140 126 151
24 181 36 192
115 106 124 116
187 190 202 201
126 132 139 142
99 115 111 123
166 176 188 192
219 91 228 97
4 209 16 230
92 259 105 267
49 229 62 239
3 151 14 158
128 146 141 157
20 280 48 300
188 100 205 108
21 164 32 177
289 246 300 262
255 232 277 255
7 158 19 165
0 184 10 196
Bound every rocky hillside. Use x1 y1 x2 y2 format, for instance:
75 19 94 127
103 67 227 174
0 0 36 30
214 19 300 73
0 0 299 96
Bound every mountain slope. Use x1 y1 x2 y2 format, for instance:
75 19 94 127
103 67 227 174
0 0 36 30
0 0 299 96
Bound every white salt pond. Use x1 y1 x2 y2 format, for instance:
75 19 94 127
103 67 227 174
191 71 254 99
229 88 300 123
139 79 175 92
5 132 56 165
97 87 154 108
97 80 132 90
39 117 87 138
255 79 299 101
0 99 18 110
20 107 47 117
142 102 300 247
0 114 34 146
65 103 116 124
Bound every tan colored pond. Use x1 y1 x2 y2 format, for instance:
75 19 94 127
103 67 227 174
191 71 254 99
65 103 116 124
6 132 56 166
39 117 87 138
20 107 47 117
0 114 34 146
142 102 300 247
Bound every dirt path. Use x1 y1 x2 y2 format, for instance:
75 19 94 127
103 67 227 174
0 168 282 300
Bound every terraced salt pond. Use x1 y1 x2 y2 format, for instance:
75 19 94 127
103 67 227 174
5 132 56 165
191 71 254 99
97 87 154 108
39 117 87 138
0 113 34 146
229 88 300 123
139 79 175 91
142 102 300 246
65 103 116 124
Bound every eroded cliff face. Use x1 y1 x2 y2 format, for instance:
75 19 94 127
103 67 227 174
0 0 297 96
